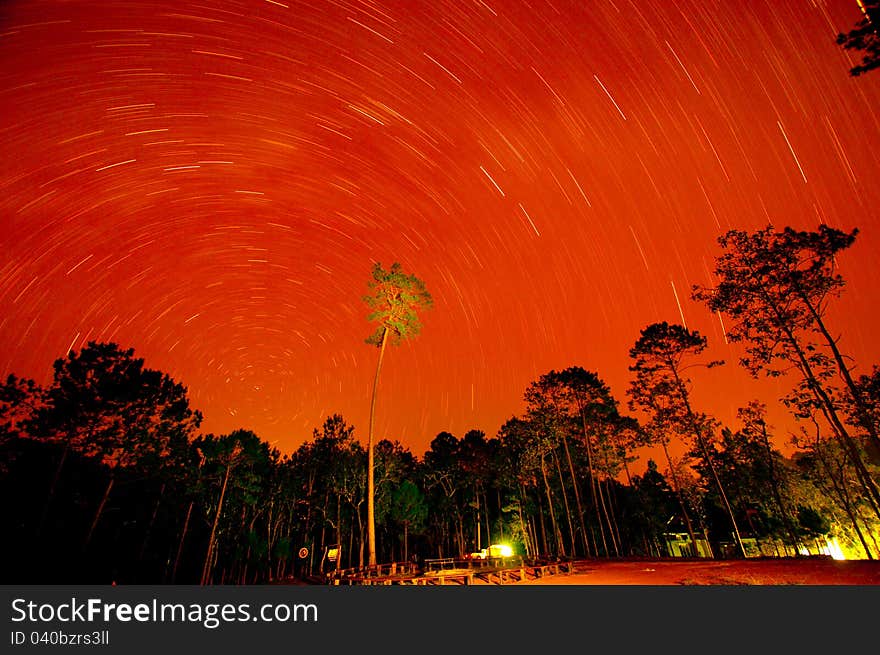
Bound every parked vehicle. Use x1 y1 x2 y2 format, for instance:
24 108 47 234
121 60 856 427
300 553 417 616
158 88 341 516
467 544 514 559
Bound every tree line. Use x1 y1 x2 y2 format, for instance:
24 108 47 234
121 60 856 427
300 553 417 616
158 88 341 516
1 224 878 583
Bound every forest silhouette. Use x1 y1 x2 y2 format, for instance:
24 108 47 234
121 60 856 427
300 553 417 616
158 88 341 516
1 224 878 584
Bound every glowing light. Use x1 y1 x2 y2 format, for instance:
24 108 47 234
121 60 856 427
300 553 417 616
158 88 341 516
825 537 846 561
487 544 513 558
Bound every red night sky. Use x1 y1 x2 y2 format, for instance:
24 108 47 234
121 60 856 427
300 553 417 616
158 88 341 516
1 0 879 461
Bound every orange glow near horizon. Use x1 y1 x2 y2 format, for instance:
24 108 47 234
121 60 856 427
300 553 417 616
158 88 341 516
1 1 879 463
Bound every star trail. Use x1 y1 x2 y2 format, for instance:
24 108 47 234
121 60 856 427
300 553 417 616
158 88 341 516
1 0 879 457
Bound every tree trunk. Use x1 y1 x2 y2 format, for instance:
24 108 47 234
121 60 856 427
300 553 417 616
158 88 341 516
560 431 589 557
201 457 234 585
347 511 354 570
661 442 701 557
403 521 409 562
597 478 620 557
83 472 115 550
138 481 166 564
670 366 746 557
172 500 194 583
474 483 481 550
536 490 548 557
623 458 657 557
861 509 880 555
484 489 492 548
266 503 274 581
367 327 389 567
578 408 609 557
551 448 577 557
806 366 880 519
356 504 365 570
752 278 880 517
517 485 530 558
36 434 75 537
600 448 625 554
801 292 880 459
457 514 466 558
334 494 342 572
497 488 504 544
830 468 874 559
594 464 619 556
814 442 875 559
759 422 801 554
698 436 745 557
539 452 564 557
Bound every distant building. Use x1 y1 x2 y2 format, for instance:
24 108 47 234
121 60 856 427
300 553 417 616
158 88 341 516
663 532 713 558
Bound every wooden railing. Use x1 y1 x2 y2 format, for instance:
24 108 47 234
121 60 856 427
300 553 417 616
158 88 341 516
323 556 586 586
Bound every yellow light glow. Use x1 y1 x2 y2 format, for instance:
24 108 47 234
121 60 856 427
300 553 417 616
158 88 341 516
825 537 846 561
487 544 513 558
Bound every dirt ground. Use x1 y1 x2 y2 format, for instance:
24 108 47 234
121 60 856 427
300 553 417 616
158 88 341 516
518 558 880 585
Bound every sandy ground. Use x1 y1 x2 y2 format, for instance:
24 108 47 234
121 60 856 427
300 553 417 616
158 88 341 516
518 558 880 585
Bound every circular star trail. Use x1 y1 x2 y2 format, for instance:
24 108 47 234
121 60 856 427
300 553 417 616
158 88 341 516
1 0 879 456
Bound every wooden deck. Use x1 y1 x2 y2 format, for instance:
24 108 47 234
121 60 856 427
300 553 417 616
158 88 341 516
324 558 592 586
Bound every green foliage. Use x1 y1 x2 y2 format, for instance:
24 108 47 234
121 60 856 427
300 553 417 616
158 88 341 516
790 432 879 556
496 418 540 489
375 439 417 524
4 222 879 578
693 224 880 541
422 431 466 543
362 262 432 565
390 480 428 534
796 506 830 537
695 403 806 544
363 262 433 346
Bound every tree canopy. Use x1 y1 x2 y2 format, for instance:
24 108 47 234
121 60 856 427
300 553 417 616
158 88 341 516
3 222 880 580
837 1 880 76
363 261 433 347
362 261 432 567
